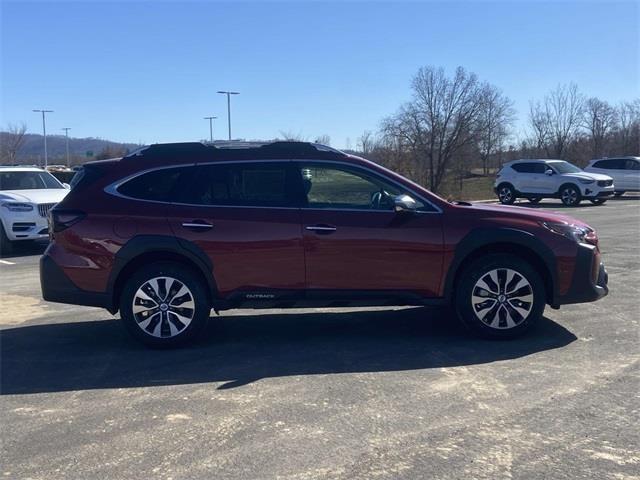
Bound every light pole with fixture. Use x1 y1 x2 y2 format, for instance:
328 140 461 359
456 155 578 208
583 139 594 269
203 116 217 143
33 109 53 168
61 127 71 166
216 91 239 140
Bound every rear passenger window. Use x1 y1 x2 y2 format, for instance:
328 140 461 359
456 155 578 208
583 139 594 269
184 162 297 207
595 159 624 169
625 160 640 170
512 163 535 173
118 167 191 201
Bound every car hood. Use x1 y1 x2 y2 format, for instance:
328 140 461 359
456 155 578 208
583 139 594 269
562 172 613 182
464 202 589 227
0 189 69 204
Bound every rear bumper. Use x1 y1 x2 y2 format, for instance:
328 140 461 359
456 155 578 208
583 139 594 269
556 243 608 305
40 254 115 312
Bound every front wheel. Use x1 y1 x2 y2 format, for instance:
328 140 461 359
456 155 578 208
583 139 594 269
560 185 581 207
119 262 210 347
497 184 516 205
455 254 545 339
0 223 14 255
590 198 607 205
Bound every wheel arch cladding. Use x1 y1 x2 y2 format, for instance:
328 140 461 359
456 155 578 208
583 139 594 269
109 235 216 312
444 228 557 306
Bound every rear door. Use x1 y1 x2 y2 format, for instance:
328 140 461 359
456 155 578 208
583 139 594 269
166 161 305 299
516 162 544 193
297 162 443 298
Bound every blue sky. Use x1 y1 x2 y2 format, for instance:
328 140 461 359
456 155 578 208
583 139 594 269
2 0 638 148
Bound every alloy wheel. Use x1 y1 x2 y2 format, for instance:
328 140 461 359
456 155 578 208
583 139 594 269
471 268 534 329
561 187 578 206
499 187 513 203
132 276 195 338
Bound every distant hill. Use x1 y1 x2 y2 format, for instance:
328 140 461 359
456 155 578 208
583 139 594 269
1 132 141 165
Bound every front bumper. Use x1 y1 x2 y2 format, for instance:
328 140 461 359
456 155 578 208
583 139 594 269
40 253 114 311
556 243 609 305
582 185 614 199
1 212 49 241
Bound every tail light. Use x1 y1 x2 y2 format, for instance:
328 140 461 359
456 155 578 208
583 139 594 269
49 209 86 234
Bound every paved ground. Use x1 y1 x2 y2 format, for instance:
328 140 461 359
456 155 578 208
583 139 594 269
1 197 639 480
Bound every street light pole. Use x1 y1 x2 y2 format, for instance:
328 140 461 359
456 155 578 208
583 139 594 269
217 91 239 140
61 127 71 167
203 116 217 143
33 109 53 168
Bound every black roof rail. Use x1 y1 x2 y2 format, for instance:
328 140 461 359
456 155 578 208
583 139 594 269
124 141 347 161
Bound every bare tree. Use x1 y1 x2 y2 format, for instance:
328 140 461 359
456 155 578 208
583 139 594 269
583 97 616 159
529 83 584 158
278 131 308 142
477 85 515 174
313 134 331 146
382 66 485 192
357 130 375 156
616 100 640 155
1 123 28 165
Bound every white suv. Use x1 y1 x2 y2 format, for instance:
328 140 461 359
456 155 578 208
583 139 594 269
494 159 614 207
0 167 70 253
584 157 640 197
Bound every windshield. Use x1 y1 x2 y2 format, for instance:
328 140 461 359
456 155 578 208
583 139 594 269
549 161 582 174
0 171 64 190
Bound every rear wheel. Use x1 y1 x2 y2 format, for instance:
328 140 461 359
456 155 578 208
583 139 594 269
119 262 210 347
498 184 516 205
590 198 607 205
455 254 545 339
560 184 581 207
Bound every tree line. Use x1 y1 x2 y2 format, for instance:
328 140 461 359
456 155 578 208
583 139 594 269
359 66 639 193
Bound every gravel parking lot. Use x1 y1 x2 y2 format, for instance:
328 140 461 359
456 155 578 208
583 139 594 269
1 198 639 480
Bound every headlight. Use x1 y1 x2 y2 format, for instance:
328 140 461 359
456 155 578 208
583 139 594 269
542 222 597 245
578 178 595 184
1 202 34 212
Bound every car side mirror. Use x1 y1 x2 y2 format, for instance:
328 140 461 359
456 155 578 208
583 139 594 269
545 169 554 176
393 194 417 213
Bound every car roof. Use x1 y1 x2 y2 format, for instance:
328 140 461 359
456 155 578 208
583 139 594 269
589 156 640 163
505 159 564 165
116 141 350 166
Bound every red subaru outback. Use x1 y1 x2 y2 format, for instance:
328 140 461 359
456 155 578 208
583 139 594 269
40 142 608 347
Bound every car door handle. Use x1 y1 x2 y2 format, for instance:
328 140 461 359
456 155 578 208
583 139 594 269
181 221 213 231
305 224 337 234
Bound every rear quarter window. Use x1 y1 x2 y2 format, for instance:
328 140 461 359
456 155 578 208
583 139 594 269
117 167 192 202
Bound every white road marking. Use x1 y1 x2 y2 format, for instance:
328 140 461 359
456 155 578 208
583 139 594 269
0 259 16 265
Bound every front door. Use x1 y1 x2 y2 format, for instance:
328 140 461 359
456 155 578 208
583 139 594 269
167 161 305 299
297 162 443 298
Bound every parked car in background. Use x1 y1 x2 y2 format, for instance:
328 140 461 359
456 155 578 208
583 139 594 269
0 167 69 253
494 159 614 206
40 142 608 347
584 157 640 197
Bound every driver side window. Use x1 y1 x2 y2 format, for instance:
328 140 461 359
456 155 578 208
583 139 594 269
299 164 423 211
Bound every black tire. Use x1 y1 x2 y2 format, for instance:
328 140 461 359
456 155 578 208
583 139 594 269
614 191 625 197
528 197 542 204
559 184 581 207
119 262 210 348
497 184 516 205
455 254 545 339
589 198 607 205
0 222 13 256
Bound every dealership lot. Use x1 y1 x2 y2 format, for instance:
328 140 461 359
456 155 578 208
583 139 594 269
1 198 639 479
